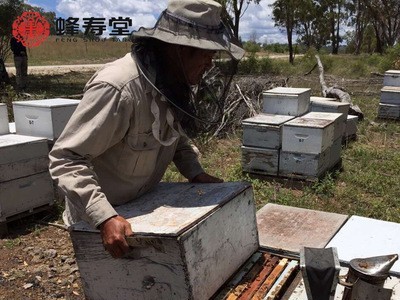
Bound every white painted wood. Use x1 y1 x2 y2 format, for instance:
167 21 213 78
0 104 9 135
263 87 310 116
241 146 279 176
0 157 49 182
383 70 400 87
326 216 400 276
310 99 350 120
378 103 400 119
242 114 294 149
380 86 400 105
345 115 358 138
0 172 54 221
302 112 345 141
288 267 400 300
13 98 80 140
329 137 342 169
0 134 48 164
279 148 331 178
282 118 335 154
8 122 15 134
310 96 337 102
70 182 259 300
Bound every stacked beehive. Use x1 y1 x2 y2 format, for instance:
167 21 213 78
378 70 400 120
242 87 351 180
0 98 79 231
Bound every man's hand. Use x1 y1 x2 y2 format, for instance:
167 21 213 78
190 172 223 183
99 215 133 258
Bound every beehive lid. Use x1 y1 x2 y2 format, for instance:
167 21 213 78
385 70 400 76
243 113 295 126
381 86 400 92
326 216 400 276
72 182 251 236
0 134 47 147
310 96 337 102
302 112 344 121
13 98 80 108
264 87 311 96
257 204 348 254
284 117 333 128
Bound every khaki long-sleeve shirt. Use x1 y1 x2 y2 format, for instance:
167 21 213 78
49 53 204 228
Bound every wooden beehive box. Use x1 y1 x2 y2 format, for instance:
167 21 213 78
0 172 54 222
0 103 9 135
242 114 294 149
383 70 400 87
279 148 331 179
310 96 337 102
345 115 358 140
380 86 400 105
302 112 345 141
70 182 259 300
0 134 49 182
263 87 310 116
310 99 350 119
13 98 80 140
378 103 400 119
241 146 279 176
282 117 335 154
329 137 342 169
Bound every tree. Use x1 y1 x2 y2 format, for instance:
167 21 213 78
271 0 297 64
217 0 261 41
0 0 23 62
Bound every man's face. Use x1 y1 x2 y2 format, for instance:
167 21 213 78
179 47 216 85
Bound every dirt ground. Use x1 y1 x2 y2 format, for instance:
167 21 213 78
0 212 85 300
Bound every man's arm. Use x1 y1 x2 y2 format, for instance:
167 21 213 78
173 134 223 183
49 82 133 258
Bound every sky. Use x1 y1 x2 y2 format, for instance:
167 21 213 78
25 0 287 44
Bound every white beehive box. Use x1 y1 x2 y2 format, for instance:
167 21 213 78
0 103 9 135
378 103 400 119
302 112 345 141
345 115 358 139
383 70 400 87
279 148 331 178
13 98 80 140
310 96 337 102
329 137 342 168
282 117 335 154
242 114 294 149
380 86 400 105
241 146 279 176
310 99 350 119
263 87 310 116
0 172 54 222
0 134 49 182
70 182 259 300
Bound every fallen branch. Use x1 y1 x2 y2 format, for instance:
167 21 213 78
315 54 364 120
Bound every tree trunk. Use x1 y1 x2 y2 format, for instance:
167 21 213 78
315 54 364 119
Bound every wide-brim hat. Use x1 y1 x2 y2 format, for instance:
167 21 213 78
131 0 245 60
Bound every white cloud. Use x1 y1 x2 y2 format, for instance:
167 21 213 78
54 0 287 43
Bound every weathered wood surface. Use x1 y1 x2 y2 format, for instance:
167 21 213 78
71 182 259 300
282 118 335 154
263 260 299 300
241 146 279 176
0 172 54 222
378 103 400 119
263 87 310 117
383 70 400 87
380 86 400 105
310 99 350 119
0 156 49 182
302 112 345 142
0 104 9 135
242 114 294 149
0 134 48 163
257 204 348 254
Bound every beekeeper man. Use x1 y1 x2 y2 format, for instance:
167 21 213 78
49 0 245 258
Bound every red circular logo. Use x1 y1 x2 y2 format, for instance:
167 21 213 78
12 11 50 48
